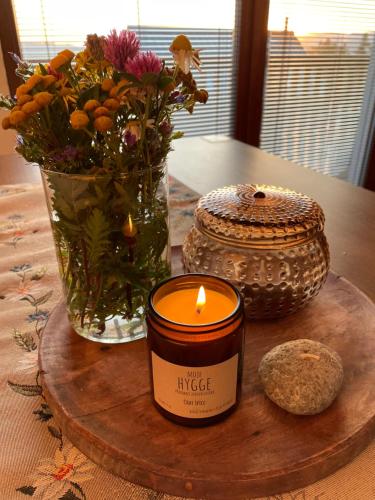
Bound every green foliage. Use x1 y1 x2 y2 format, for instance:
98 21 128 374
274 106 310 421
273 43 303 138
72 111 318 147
44 166 170 333
84 209 111 267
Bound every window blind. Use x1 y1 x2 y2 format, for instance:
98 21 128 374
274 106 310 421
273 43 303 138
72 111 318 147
261 0 375 181
11 0 236 138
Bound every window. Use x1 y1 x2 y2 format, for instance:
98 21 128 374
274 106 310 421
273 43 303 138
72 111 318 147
11 0 236 137
261 0 375 181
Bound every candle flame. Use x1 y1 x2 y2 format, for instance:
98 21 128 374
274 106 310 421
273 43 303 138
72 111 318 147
196 285 206 314
128 214 133 233
123 214 137 238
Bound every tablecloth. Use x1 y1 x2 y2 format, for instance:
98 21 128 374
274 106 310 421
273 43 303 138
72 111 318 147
1 181 375 500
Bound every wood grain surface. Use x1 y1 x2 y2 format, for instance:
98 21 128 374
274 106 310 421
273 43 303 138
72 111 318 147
39 248 375 499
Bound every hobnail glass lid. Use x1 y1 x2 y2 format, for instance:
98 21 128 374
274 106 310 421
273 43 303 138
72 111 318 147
195 184 325 246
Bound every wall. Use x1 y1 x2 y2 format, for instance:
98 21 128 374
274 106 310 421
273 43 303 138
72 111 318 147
0 42 16 155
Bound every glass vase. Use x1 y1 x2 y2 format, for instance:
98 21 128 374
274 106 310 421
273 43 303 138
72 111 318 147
41 164 170 343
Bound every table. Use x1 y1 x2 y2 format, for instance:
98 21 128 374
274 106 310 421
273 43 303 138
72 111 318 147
1 137 375 500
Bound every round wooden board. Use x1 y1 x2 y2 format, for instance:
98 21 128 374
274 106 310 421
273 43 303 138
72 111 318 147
40 250 375 499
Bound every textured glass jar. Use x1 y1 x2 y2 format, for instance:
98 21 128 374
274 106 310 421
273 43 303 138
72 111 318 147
183 184 329 319
41 163 170 343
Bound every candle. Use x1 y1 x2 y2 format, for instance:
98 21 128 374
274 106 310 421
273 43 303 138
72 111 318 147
147 274 244 427
154 285 236 325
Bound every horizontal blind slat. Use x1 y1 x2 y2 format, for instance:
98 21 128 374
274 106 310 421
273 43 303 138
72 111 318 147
261 0 375 181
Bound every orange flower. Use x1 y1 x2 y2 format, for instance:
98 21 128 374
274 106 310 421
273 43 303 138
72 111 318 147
11 105 22 113
34 92 54 107
22 100 41 114
70 110 89 129
59 49 75 61
83 99 100 112
109 85 119 98
103 98 120 111
93 106 110 118
94 116 113 132
1 116 11 129
15 83 31 99
42 75 57 88
109 80 128 98
26 74 43 89
170 34 193 52
50 54 70 72
169 34 201 74
9 110 27 126
101 78 114 92
17 94 33 106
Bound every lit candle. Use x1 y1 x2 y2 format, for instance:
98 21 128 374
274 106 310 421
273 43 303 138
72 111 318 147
154 284 236 325
123 214 137 239
123 214 137 315
147 274 244 427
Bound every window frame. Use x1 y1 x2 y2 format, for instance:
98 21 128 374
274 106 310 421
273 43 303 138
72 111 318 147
0 0 21 95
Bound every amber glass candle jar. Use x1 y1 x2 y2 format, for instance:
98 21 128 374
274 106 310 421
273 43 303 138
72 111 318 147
147 274 244 427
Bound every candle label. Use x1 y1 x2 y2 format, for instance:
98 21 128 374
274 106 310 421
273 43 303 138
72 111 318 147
151 352 238 418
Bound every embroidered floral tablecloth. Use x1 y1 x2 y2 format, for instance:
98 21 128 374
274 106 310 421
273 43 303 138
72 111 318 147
1 182 375 500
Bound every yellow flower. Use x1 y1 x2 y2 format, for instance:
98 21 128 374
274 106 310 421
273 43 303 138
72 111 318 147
169 34 201 74
42 75 57 88
17 94 33 106
93 106 110 118
9 110 27 126
26 74 43 89
50 54 69 72
70 110 89 129
83 99 100 112
22 100 41 114
34 92 54 107
101 78 114 92
1 116 11 129
15 83 31 99
94 115 113 132
103 98 120 111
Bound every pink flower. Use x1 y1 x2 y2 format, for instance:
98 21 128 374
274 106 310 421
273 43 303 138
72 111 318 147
125 51 162 80
103 30 140 71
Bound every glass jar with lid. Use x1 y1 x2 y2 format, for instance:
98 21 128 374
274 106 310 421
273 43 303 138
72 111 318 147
182 184 330 319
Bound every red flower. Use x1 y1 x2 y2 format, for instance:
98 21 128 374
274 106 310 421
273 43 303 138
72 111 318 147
125 51 162 80
104 29 140 71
